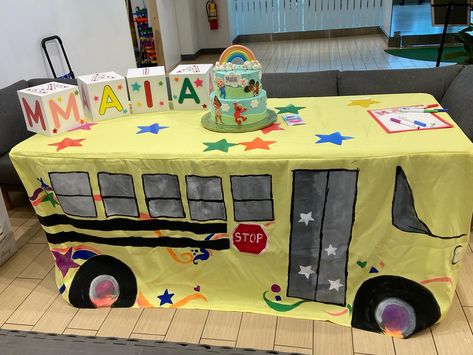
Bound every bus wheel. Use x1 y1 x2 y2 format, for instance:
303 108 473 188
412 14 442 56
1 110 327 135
69 255 137 308
351 276 440 338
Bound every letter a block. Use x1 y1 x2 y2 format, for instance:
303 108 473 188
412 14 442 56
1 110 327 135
77 72 129 121
169 64 213 110
17 82 85 136
127 67 169 114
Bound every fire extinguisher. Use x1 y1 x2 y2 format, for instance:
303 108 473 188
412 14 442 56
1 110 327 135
206 0 219 30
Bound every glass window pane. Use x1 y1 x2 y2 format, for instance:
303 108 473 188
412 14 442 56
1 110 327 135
148 199 185 218
98 173 135 198
143 174 180 199
57 196 97 218
186 176 223 200
49 172 92 196
188 200 226 221
103 197 138 217
234 200 274 221
231 175 271 200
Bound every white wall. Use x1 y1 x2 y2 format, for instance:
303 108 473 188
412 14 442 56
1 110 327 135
195 0 233 50
174 0 200 55
0 0 136 88
381 0 394 37
173 0 234 57
155 0 181 70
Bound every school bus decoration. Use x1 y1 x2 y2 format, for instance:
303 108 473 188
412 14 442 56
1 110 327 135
28 164 464 339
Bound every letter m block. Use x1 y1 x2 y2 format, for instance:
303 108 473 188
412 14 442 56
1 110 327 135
17 82 85 136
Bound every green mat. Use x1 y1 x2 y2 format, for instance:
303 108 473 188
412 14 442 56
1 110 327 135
385 46 468 63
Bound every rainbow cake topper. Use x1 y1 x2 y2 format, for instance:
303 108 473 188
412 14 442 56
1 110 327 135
219 45 256 64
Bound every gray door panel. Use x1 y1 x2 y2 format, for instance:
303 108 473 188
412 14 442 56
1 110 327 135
288 169 358 306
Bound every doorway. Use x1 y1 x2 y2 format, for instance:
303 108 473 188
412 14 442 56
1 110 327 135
125 0 165 67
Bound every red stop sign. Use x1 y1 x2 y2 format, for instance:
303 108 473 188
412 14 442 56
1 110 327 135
232 223 268 255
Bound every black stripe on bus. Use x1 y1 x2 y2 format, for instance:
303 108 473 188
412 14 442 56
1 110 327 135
38 214 227 234
46 231 230 250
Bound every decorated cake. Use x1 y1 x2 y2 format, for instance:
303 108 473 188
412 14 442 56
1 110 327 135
202 45 276 132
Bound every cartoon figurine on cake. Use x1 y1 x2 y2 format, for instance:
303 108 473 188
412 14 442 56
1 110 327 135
202 45 276 132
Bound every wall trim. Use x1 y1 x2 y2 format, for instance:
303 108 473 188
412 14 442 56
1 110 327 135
398 33 459 48
181 48 226 61
233 27 383 43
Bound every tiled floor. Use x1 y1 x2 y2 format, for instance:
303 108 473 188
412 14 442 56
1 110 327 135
3 192 473 354
181 34 454 72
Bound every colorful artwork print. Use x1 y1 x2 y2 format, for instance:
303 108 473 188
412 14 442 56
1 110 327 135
219 45 256 64
233 103 248 125
263 284 308 312
50 245 99 276
157 288 208 308
244 79 260 96
214 71 262 100
29 178 59 207
213 96 223 124
161 232 227 264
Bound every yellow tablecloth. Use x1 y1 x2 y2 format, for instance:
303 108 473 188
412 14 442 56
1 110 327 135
10 94 473 338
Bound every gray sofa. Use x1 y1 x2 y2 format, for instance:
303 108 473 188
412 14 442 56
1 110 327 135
0 78 77 208
1 65 472 208
263 65 473 141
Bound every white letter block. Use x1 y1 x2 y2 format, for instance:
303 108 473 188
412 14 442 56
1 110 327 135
169 64 213 110
17 82 85 136
127 67 169 114
77 72 129 121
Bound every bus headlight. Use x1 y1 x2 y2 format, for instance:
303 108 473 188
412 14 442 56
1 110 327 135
452 245 463 265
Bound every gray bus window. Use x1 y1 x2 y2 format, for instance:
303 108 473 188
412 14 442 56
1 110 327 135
231 175 274 221
49 172 97 218
98 173 139 217
186 176 226 221
143 174 185 218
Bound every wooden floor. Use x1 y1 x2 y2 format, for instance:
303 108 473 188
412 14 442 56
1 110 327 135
2 192 473 355
181 34 452 72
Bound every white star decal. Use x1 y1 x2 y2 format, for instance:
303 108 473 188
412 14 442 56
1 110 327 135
328 279 344 292
221 103 230 112
298 212 314 226
324 244 337 256
250 99 259 108
298 265 315 280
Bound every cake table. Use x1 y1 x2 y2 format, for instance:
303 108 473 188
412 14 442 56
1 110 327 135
9 94 473 338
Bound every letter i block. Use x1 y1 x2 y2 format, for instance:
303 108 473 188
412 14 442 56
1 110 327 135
127 67 169 114
169 64 213 110
17 82 85 136
77 72 129 121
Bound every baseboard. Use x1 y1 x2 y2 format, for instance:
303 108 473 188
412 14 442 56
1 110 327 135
233 26 383 43
181 48 226 61
400 33 459 47
388 32 460 48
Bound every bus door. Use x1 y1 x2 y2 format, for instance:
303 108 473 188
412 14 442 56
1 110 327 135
287 169 358 306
